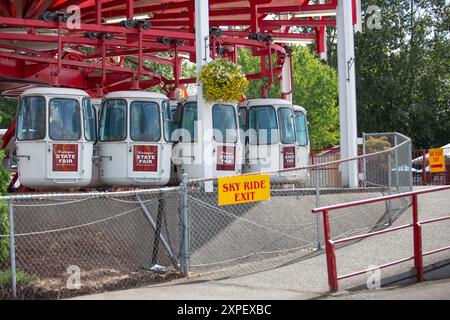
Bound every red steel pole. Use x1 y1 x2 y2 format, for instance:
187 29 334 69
137 28 143 90
96 0 102 25
322 210 338 291
412 194 424 282
127 0 134 20
422 149 427 185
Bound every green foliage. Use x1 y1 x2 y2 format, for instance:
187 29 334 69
0 197 7 264
238 46 339 148
199 59 248 102
0 99 17 128
327 0 450 148
0 270 37 288
124 54 198 93
0 110 10 263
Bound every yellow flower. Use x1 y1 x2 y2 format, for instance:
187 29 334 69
199 59 248 102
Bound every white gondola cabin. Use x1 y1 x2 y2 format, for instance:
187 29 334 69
293 105 310 168
97 91 173 186
239 99 304 182
172 96 243 181
15 87 96 188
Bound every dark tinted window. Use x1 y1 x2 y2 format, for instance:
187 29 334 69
295 111 308 146
212 104 238 143
277 107 296 144
180 102 197 142
163 101 175 142
49 98 81 141
99 99 127 141
130 101 161 141
83 98 96 142
248 106 278 145
17 96 46 141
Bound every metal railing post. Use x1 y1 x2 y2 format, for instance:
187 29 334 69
8 199 17 299
408 141 413 192
180 173 190 277
315 165 321 250
412 194 424 282
422 150 427 185
322 210 338 291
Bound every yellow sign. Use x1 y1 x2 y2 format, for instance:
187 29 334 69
429 148 445 173
218 174 270 206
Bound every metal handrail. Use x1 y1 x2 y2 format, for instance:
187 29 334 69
312 185 450 291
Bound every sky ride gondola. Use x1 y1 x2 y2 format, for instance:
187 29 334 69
15 87 96 188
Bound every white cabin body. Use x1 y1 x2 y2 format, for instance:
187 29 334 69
88 97 103 188
15 87 96 188
172 96 243 181
293 105 310 181
239 99 309 183
97 91 173 186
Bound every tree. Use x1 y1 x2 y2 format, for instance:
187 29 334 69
0 111 10 263
238 46 340 148
326 0 450 149
0 99 17 129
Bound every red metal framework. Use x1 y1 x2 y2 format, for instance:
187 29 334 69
0 0 353 97
312 186 450 292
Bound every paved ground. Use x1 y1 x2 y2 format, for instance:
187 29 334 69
74 187 450 300
323 264 450 300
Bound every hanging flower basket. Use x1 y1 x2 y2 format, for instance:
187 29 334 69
198 58 249 103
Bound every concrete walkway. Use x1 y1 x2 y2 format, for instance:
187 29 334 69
74 187 450 300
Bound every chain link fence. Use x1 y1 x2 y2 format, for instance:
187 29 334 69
187 132 412 279
0 132 412 299
0 188 185 299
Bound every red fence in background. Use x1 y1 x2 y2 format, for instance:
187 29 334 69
312 186 450 292
310 147 450 187
309 147 363 188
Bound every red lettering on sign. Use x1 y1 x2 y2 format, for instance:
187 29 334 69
216 146 236 171
52 144 78 172
133 145 158 172
283 146 296 169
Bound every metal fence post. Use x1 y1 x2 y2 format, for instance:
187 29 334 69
387 151 392 225
180 173 190 277
408 141 413 192
394 134 399 192
314 165 321 250
362 133 367 188
8 199 17 299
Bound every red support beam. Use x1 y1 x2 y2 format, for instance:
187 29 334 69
82 2 337 22
95 0 102 25
0 1 11 17
51 0 85 12
127 0 134 20
250 0 258 33
29 0 57 19
0 17 196 41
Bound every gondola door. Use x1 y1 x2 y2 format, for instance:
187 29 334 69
126 100 162 184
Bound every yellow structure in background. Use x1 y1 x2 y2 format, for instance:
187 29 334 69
218 174 270 206
429 148 445 173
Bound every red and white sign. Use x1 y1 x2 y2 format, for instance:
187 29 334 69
283 146 296 169
53 144 78 172
133 145 158 172
216 146 236 171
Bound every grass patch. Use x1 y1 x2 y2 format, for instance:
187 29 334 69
0 270 37 287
